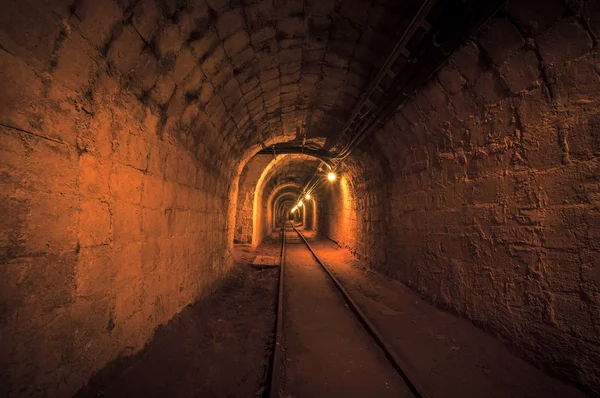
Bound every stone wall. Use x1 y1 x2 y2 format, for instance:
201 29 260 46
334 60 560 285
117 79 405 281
317 144 389 269
0 0 235 396
248 154 320 245
338 0 600 393
303 198 317 230
234 154 272 243
3 0 600 395
263 184 301 236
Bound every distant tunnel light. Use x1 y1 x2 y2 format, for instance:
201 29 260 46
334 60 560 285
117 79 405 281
305 193 311 200
297 200 303 207
327 172 336 181
291 207 297 213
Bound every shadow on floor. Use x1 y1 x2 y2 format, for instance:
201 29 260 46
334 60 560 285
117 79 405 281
75 243 279 398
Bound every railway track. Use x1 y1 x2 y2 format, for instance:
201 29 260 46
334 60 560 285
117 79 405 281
265 223 428 398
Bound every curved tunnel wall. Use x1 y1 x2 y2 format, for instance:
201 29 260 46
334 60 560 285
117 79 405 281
266 185 300 233
274 192 316 230
2 0 600 396
1 2 238 394
272 191 298 228
233 154 272 243
235 152 321 246
247 154 320 246
317 144 388 269
0 0 381 393
266 186 299 231
318 4 600 392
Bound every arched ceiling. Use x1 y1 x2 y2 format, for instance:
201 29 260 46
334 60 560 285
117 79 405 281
259 154 321 201
270 185 303 228
273 187 302 210
274 192 300 214
124 0 423 157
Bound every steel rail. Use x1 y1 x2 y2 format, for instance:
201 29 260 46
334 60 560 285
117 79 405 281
266 229 286 398
291 224 430 398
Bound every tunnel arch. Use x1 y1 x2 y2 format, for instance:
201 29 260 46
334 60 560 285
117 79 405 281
3 0 600 396
273 191 299 228
271 187 317 231
268 186 301 231
244 154 321 246
259 182 302 245
232 147 359 249
275 194 303 228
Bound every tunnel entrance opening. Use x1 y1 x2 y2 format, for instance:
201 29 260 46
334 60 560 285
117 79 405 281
232 153 326 249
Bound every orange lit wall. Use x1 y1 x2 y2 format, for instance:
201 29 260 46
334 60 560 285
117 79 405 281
248 154 320 246
266 185 301 231
319 175 357 247
273 192 298 228
302 198 317 230
1 71 237 396
317 147 389 270
233 155 273 243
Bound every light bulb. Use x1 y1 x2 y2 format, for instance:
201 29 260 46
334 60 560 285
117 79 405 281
327 172 336 181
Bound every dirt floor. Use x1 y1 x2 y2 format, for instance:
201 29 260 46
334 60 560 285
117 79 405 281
300 229 588 398
74 228 589 398
278 229 411 397
76 241 280 398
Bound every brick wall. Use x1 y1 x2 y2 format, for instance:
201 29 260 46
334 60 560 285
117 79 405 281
319 0 600 393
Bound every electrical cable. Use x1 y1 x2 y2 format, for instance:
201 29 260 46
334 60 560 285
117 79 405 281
294 0 507 204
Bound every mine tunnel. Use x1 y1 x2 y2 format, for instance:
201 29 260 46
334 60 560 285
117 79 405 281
1 0 600 397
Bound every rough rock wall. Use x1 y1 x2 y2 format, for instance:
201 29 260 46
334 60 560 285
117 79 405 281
251 154 320 245
318 144 389 269
367 0 600 393
303 198 316 230
233 154 271 243
0 0 234 396
262 184 300 239
273 193 297 228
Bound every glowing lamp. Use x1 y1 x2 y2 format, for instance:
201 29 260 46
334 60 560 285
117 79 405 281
305 193 311 200
327 172 336 181
297 200 303 207
291 207 297 213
